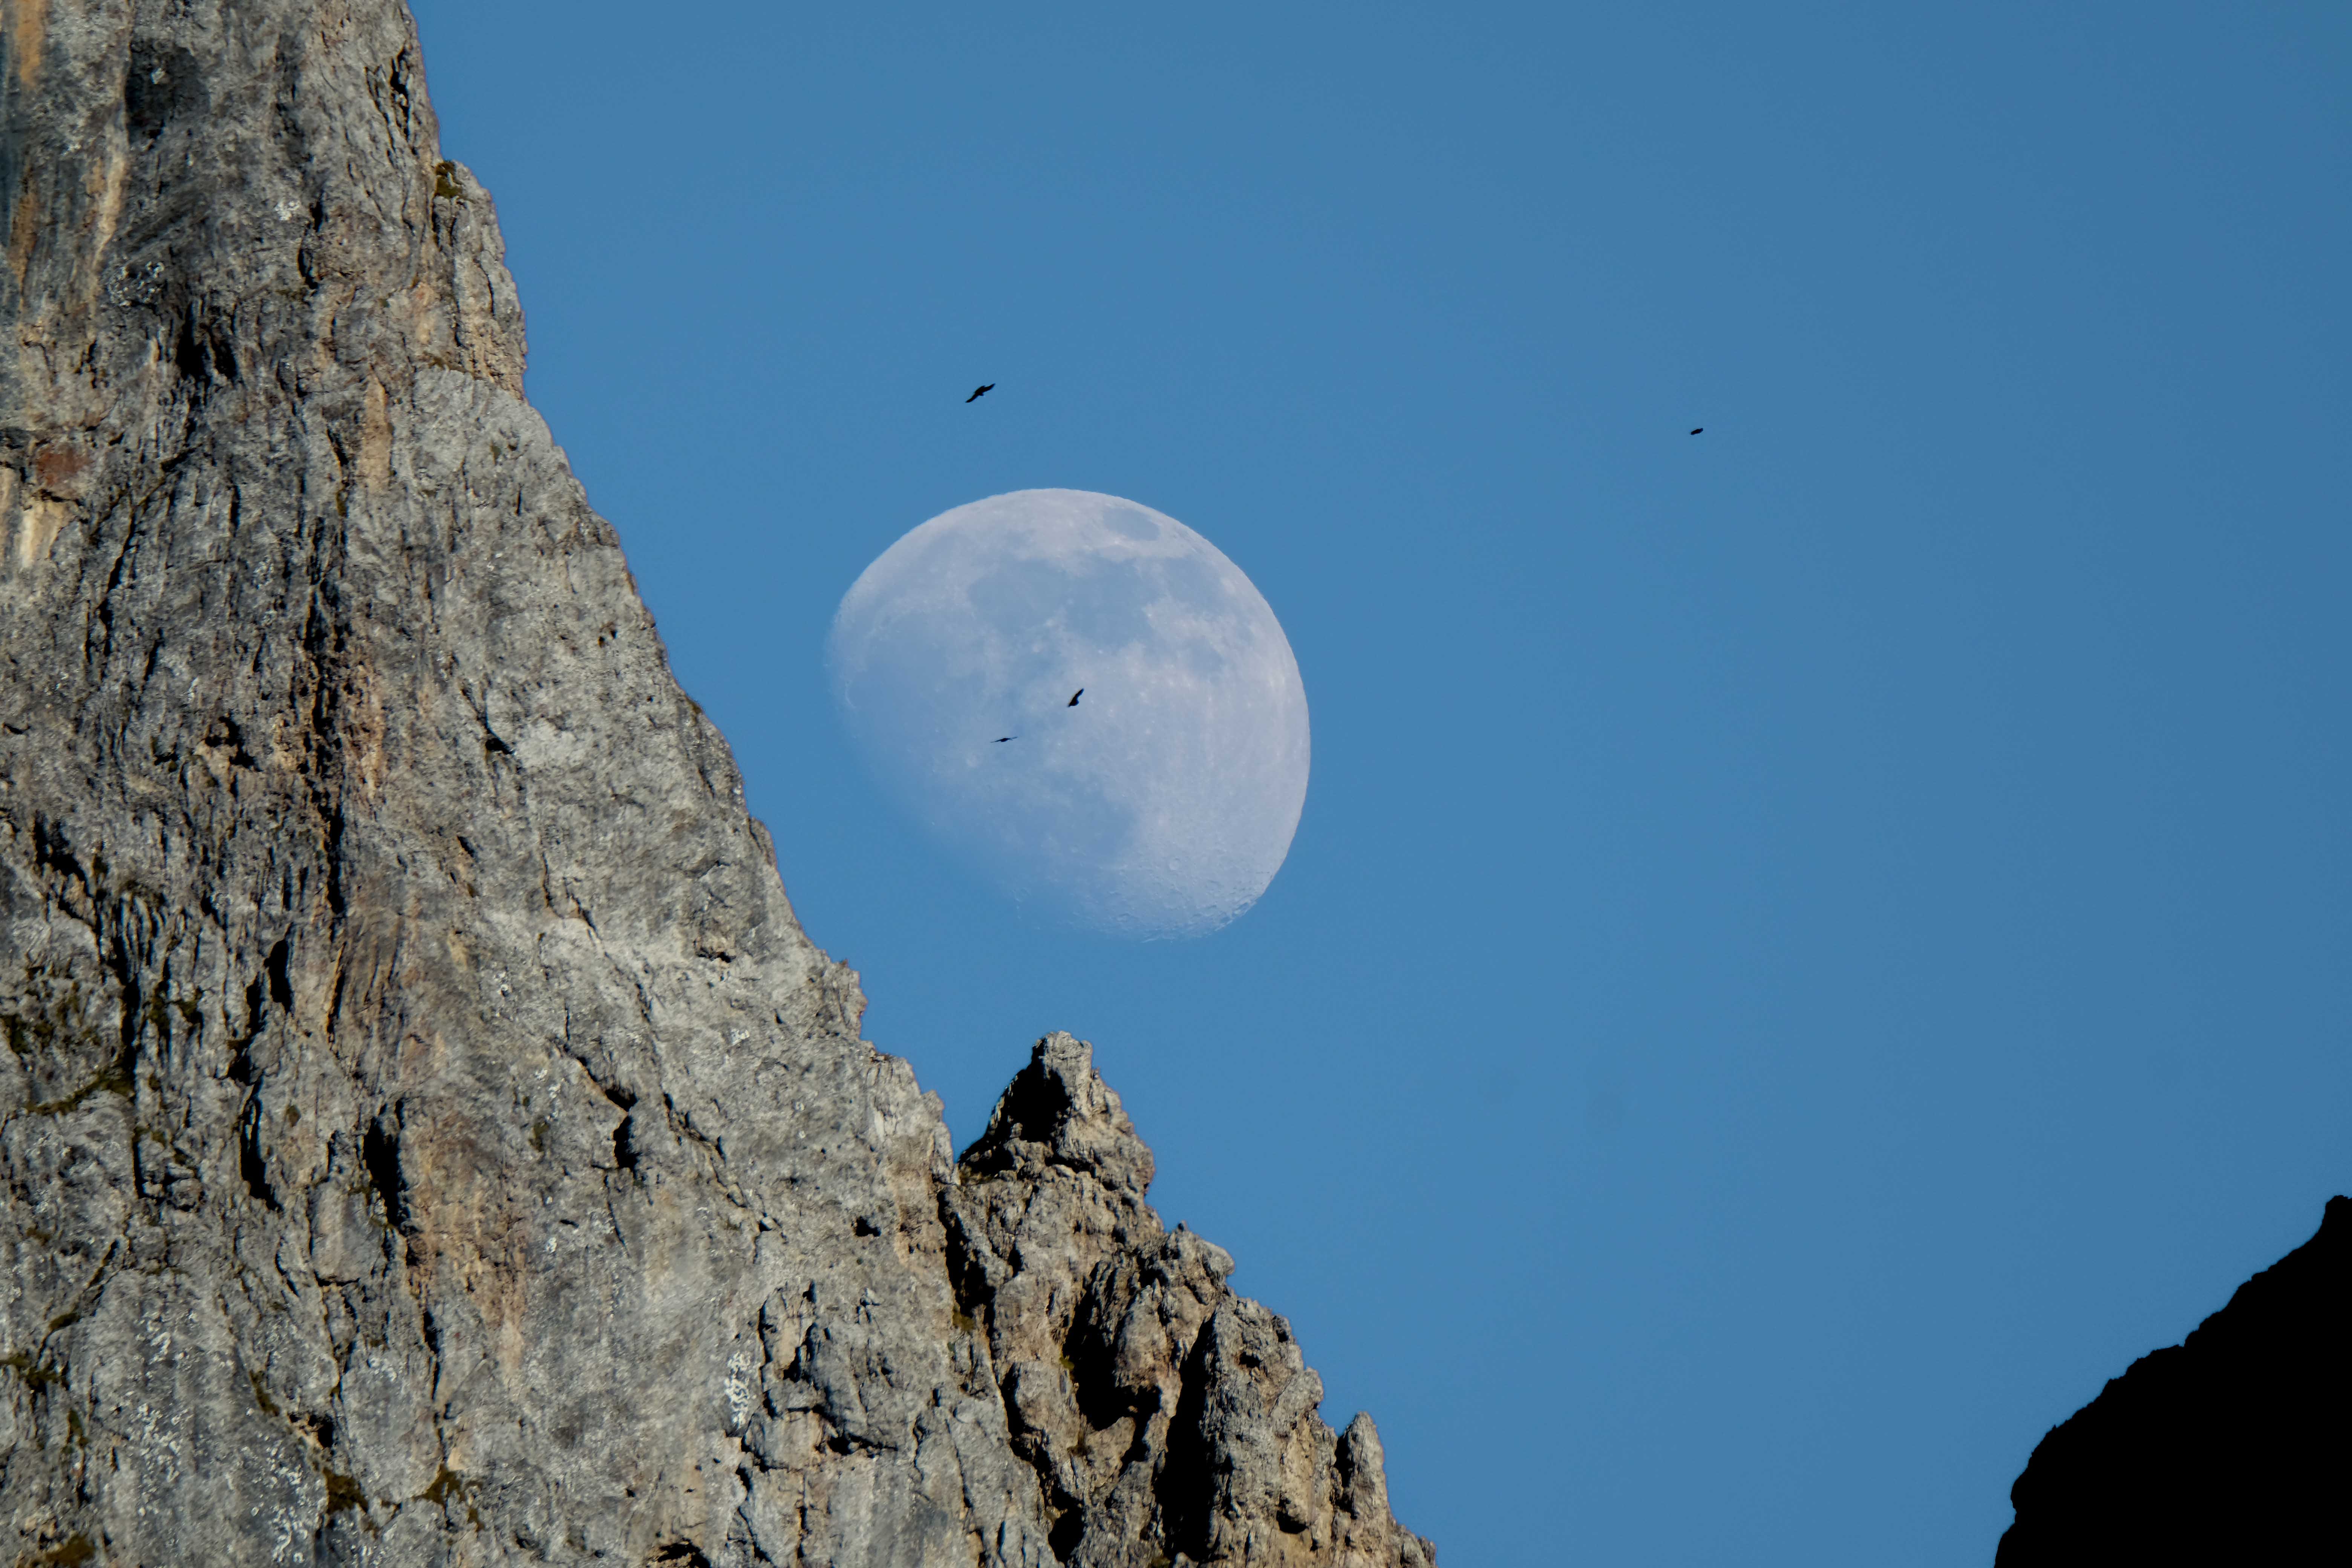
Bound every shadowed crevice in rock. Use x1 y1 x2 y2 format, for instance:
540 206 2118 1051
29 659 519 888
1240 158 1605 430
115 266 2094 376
360 1114 407 1233
1995 1195 2351 1565
239 1093 280 1210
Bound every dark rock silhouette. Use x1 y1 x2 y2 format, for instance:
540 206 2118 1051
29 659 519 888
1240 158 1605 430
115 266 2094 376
1994 1195 2352 1565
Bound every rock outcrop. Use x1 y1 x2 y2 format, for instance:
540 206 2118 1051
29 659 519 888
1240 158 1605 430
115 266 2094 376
0 4 1434 1564
1994 1195 2350 1565
946 1037 1426 1568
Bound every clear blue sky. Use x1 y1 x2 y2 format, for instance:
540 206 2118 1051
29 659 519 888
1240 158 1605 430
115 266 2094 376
406 4 2350 1562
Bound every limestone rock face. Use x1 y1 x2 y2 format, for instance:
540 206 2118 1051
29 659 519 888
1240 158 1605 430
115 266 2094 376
0 4 1434 1565
947 1036 1433 1568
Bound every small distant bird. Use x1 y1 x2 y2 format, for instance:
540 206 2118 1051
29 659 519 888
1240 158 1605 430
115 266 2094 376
1067 689 1083 707
967 383 995 403
994 735 1017 743
1689 427 1704 435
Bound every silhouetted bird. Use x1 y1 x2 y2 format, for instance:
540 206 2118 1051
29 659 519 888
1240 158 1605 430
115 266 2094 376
967 384 995 403
1689 427 1704 435
993 735 1017 743
1067 689 1083 707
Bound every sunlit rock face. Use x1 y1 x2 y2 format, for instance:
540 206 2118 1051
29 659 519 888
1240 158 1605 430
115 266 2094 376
829 490 1311 939
0 6 1424 1566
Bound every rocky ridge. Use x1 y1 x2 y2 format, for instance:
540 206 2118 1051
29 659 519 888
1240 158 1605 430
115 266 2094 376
0 3 1434 1563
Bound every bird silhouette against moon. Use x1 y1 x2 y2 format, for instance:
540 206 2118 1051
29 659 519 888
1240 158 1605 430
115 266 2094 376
827 489 1309 937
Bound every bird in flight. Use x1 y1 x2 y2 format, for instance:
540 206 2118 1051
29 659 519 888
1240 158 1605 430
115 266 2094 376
994 735 1017 743
1689 427 1704 435
1067 689 1083 707
967 383 995 403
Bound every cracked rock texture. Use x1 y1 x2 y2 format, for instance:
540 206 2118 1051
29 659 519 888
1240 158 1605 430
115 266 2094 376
0 3 1436 1565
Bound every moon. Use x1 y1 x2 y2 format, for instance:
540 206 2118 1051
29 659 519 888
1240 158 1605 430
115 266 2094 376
826 489 1310 939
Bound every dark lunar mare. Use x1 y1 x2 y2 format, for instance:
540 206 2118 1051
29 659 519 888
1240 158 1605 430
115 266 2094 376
0 3 1434 1565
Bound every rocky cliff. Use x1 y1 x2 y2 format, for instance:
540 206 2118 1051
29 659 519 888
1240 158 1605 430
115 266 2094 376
1994 1196 2349 1564
0 4 1435 1563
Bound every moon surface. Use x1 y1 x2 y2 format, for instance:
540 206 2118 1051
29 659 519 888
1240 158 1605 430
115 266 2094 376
827 489 1309 938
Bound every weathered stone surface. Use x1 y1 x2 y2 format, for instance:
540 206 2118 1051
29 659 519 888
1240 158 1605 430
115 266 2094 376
947 1036 1434 1568
0 3 1433 1565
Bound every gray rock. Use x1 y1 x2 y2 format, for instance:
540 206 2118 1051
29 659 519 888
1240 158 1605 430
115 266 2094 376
0 4 1436 1565
947 1036 1435 1568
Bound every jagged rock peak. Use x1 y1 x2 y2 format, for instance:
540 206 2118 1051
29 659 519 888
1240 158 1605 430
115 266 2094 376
0 3 1433 1564
950 1037 1435 1568
959 1031 1156 1194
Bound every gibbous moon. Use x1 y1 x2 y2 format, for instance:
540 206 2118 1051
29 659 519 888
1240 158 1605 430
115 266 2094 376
827 489 1309 938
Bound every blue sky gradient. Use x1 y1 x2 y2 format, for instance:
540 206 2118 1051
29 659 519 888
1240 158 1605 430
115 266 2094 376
407 4 2351 1561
